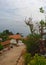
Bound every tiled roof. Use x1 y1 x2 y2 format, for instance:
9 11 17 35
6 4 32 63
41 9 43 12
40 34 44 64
1 40 10 46
9 34 22 39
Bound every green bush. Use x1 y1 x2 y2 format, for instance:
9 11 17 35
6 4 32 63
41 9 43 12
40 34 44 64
2 35 9 42
23 34 41 55
0 44 3 51
28 54 46 65
24 53 31 65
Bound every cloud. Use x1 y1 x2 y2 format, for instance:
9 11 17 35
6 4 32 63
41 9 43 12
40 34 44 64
0 0 46 21
0 0 46 35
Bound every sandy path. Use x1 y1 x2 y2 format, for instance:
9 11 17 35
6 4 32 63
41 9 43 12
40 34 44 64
0 45 25 65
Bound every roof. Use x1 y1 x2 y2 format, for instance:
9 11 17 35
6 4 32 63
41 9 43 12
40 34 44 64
9 34 22 39
1 40 10 46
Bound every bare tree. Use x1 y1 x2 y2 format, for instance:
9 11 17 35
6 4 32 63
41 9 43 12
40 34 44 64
25 18 35 34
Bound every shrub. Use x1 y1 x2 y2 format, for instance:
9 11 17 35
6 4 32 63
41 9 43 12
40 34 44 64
23 34 41 55
24 53 31 65
28 54 46 65
2 35 9 42
0 44 3 51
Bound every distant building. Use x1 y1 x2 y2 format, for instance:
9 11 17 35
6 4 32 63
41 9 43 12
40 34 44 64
10 39 17 45
9 34 22 43
1 40 10 48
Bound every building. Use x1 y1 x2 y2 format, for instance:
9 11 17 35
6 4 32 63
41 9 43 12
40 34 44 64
9 34 22 43
10 39 17 45
1 40 10 48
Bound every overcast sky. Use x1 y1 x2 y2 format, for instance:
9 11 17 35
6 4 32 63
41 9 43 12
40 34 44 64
0 0 46 36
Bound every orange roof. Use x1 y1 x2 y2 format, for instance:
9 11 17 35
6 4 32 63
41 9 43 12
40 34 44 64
9 34 22 39
1 40 10 46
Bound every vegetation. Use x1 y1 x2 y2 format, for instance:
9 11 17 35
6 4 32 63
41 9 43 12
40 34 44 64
24 53 46 65
23 7 46 65
24 53 31 65
23 34 41 55
25 7 46 35
24 19 46 55
28 54 46 65
0 29 13 41
25 18 35 34
3 30 13 35
40 7 44 13
24 7 46 55
0 44 3 51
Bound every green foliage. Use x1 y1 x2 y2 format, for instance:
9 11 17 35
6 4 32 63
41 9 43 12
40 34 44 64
2 35 9 42
40 20 45 27
0 29 13 41
24 53 31 65
45 22 46 27
0 33 9 42
40 7 44 13
0 44 3 51
40 20 46 28
28 54 46 65
3 29 13 35
23 34 41 55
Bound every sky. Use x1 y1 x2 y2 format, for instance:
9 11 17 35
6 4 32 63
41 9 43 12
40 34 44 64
0 0 46 36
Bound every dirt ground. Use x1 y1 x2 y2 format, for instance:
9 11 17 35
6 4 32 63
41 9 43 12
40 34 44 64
0 44 26 65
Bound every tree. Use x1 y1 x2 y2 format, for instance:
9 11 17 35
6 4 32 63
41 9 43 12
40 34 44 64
40 7 44 13
39 20 45 38
3 29 13 35
25 18 35 34
44 22 46 29
0 29 13 41
39 7 46 38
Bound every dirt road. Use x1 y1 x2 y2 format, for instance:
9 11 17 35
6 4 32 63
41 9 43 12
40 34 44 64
0 44 26 65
